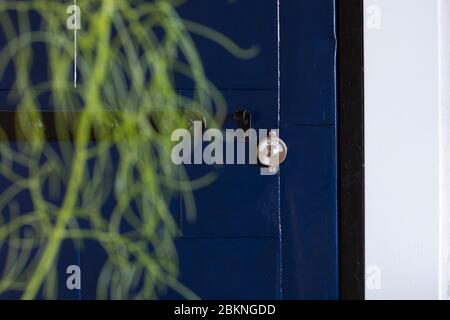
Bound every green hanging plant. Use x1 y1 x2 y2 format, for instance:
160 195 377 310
0 0 258 299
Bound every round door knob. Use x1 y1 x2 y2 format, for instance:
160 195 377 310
257 130 288 169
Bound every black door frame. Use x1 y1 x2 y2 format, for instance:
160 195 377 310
337 0 365 300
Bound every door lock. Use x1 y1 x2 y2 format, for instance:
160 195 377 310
257 130 288 174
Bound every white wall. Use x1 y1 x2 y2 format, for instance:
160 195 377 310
364 0 450 299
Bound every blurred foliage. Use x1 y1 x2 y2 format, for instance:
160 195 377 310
0 0 258 299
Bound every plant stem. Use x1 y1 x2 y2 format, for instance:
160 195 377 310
21 0 114 300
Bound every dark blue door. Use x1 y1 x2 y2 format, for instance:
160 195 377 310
0 0 338 300
164 0 338 300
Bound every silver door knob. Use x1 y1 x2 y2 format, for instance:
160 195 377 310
258 130 288 173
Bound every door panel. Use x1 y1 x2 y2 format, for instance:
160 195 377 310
176 0 278 90
0 1 277 93
281 126 338 299
180 164 279 238
172 238 279 300
281 1 337 126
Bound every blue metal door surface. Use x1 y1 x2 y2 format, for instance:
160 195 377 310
0 0 338 300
